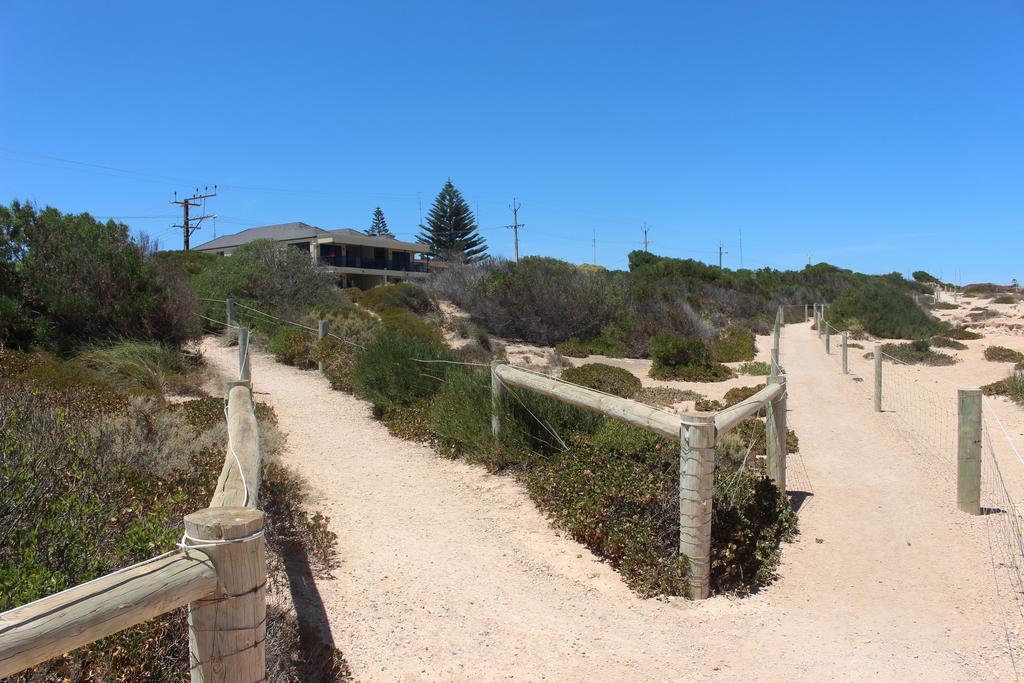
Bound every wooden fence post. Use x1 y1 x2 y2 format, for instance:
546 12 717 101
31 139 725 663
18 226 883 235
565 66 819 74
765 376 787 494
238 328 251 382
818 306 824 338
679 414 716 600
841 331 848 374
491 360 507 440
185 507 266 683
874 345 882 412
317 319 329 373
226 298 235 328
957 388 982 515
771 307 781 378
824 322 831 354
804 303 809 321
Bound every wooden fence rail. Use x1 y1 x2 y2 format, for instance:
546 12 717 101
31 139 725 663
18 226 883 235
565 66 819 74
0 334 264 682
491 309 791 600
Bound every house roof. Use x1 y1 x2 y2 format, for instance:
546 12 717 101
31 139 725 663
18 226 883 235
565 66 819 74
195 222 327 251
195 223 426 253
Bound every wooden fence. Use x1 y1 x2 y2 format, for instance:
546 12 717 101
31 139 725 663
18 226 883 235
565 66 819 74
0 332 264 682
491 306 791 599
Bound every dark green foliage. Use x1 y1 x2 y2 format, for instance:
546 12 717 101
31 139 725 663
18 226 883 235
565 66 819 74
151 249 218 277
712 326 756 362
984 346 1024 363
271 326 317 368
416 179 487 262
912 271 940 284
947 326 983 340
929 336 968 350
695 398 725 412
366 206 395 238
557 339 589 360
826 279 945 339
723 384 767 408
0 200 200 352
380 397 436 443
360 282 434 315
561 363 642 399
963 283 1000 295
431 368 501 466
994 294 1018 305
649 333 734 381
351 324 455 411
317 308 380 393
711 436 798 592
879 341 957 366
931 301 959 310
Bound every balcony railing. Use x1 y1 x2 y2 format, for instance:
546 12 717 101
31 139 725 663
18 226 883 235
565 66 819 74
318 255 429 272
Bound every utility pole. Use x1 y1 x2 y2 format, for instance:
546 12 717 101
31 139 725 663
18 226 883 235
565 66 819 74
506 198 524 263
171 185 217 250
592 228 597 264
738 227 743 269
642 222 650 252
718 242 727 268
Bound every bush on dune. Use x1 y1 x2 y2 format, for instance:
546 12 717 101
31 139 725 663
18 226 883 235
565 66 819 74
561 363 642 399
878 340 957 366
77 340 203 395
359 282 434 315
826 279 945 339
649 333 734 381
984 346 1024 363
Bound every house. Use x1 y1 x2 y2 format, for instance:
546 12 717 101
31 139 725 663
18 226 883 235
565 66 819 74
194 222 431 289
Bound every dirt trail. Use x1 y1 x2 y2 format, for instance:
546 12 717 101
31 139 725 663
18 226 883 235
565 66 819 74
203 328 1014 681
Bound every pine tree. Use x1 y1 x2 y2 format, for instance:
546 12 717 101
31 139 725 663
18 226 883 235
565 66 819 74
365 207 395 238
416 179 487 262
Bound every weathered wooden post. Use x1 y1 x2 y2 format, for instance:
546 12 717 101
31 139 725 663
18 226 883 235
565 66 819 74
817 306 824 337
874 345 882 412
824 322 831 354
841 331 849 374
804 303 809 321
771 307 782 377
185 507 266 682
957 388 982 515
490 360 507 440
238 328 251 382
226 298 235 327
679 414 716 600
317 319 329 373
765 376 787 494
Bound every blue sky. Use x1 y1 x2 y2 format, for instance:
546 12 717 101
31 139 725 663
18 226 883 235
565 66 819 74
1 1 1021 283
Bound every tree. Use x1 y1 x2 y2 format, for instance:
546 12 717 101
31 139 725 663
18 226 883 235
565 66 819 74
366 206 395 239
416 179 487 262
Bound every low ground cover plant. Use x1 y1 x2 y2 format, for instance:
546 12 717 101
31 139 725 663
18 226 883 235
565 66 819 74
877 340 957 366
929 336 968 350
635 386 703 406
983 371 1024 405
738 360 772 375
712 326 756 362
947 326 983 340
984 346 1024 363
561 363 642 399
554 339 588 358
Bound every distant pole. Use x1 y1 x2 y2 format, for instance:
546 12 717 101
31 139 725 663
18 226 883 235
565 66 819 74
171 185 217 251
318 320 329 373
957 388 982 515
718 243 727 268
592 228 597 263
841 331 849 374
874 345 882 412
642 222 650 252
506 199 523 264
226 298 235 328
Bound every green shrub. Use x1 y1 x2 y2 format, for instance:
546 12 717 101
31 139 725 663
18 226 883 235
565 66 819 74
723 384 767 408
713 326 756 362
878 341 957 366
553 339 594 358
378 308 445 345
431 368 506 468
931 301 959 310
380 396 437 443
738 361 772 375
946 326 983 340
77 340 202 395
985 346 1024 363
929 336 968 350
695 398 725 411
994 294 1018 305
561 363 642 399
360 282 434 315
634 387 703 406
826 280 944 339
270 326 317 368
351 326 455 411
650 333 735 380
316 307 379 392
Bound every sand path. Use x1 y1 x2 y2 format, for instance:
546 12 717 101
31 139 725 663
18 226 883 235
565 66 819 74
202 324 1015 681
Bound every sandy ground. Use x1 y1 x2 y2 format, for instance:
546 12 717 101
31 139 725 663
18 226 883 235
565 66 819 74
201 316 1020 681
